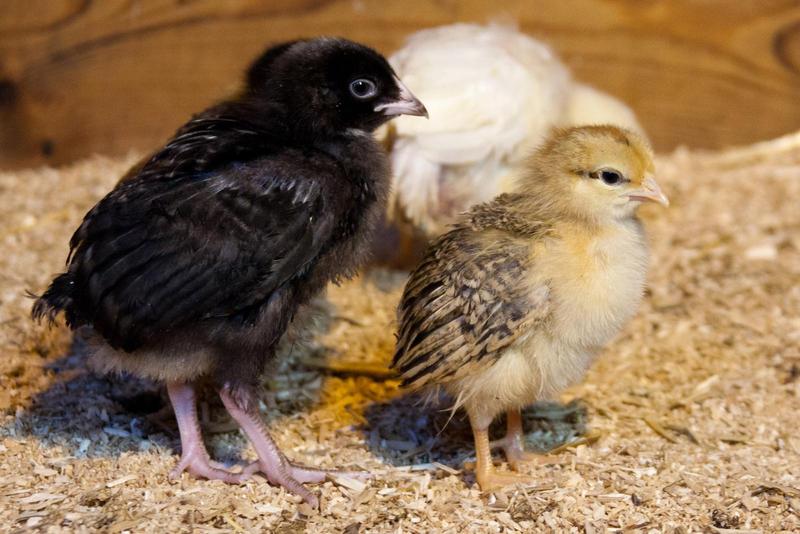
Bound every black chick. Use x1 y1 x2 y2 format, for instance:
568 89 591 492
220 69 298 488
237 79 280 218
32 37 427 506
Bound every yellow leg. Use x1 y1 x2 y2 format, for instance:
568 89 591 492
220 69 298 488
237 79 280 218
498 409 543 471
472 419 538 491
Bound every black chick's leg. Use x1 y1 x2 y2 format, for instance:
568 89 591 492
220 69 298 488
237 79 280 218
167 382 245 483
218 384 367 508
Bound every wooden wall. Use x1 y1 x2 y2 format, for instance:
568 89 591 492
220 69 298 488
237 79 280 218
1 0 800 169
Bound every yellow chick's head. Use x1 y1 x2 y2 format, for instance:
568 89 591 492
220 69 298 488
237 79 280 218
520 125 668 223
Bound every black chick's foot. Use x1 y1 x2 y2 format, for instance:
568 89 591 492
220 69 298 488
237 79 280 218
167 382 248 484
219 385 371 508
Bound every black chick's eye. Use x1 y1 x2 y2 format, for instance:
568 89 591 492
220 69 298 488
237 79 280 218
590 169 625 186
349 78 378 100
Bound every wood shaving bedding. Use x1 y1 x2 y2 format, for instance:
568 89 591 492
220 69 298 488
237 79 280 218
1 134 799 532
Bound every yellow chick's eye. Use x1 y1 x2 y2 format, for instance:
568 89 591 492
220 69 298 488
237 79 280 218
589 168 627 186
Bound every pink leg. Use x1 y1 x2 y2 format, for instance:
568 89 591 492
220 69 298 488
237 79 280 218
167 382 245 484
219 386 367 508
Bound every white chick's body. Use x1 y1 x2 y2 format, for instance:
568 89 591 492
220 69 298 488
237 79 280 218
385 23 644 238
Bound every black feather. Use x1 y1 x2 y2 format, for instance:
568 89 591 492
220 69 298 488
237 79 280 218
32 37 412 390
32 273 77 325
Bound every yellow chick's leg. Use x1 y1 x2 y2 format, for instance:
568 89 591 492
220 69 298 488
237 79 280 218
489 409 543 471
472 416 538 491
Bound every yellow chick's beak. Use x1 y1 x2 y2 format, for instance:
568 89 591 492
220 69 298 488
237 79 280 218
628 175 669 207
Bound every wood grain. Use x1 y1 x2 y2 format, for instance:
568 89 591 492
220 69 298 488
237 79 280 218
1 0 799 168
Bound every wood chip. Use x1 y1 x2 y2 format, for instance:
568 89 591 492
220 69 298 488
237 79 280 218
751 483 800 498
18 493 65 504
432 462 460 475
328 474 367 493
33 466 58 477
546 429 603 454
222 514 247 533
106 474 137 487
643 417 678 443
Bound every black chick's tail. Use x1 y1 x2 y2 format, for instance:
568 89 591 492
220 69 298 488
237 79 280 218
30 272 77 326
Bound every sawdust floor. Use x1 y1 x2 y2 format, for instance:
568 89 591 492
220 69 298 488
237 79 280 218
1 135 800 533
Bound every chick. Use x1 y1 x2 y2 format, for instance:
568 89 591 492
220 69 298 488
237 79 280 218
563 83 644 133
392 125 667 490
32 37 426 507
383 23 644 240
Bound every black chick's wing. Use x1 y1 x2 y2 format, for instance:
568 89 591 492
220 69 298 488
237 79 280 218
392 227 550 391
136 108 277 182
65 148 338 353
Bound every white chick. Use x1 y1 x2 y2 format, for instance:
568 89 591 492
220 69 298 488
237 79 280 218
564 83 643 132
383 23 644 239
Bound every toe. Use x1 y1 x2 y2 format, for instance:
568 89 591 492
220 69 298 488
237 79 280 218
208 459 239 471
271 470 319 507
288 464 371 484
194 464 247 484
171 452 248 484
288 465 328 484
169 455 192 480
506 451 543 472
479 471 538 491
242 460 320 507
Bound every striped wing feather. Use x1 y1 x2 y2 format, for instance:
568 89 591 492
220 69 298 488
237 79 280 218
393 224 550 390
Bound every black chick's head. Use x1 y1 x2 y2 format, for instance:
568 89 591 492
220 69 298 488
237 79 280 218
246 37 427 135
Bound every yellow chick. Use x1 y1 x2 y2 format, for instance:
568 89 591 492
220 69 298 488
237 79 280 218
392 125 668 490
383 23 645 240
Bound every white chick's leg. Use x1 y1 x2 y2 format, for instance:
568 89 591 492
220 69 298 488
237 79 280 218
489 409 543 471
471 414 538 491
218 385 368 509
167 382 246 484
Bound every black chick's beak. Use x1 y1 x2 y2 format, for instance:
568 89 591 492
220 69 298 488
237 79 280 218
374 76 428 118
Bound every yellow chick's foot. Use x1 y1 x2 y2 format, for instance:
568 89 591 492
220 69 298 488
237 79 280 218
504 449 545 472
471 419 539 491
477 467 539 491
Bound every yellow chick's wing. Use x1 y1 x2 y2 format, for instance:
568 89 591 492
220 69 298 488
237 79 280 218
392 196 551 392
387 23 571 235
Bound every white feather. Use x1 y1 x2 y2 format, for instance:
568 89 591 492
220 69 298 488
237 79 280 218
387 23 645 237
564 83 644 135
